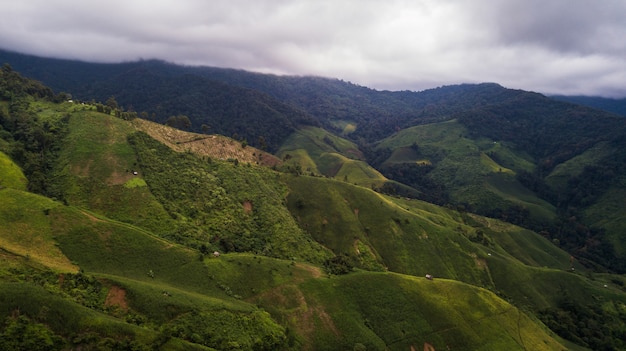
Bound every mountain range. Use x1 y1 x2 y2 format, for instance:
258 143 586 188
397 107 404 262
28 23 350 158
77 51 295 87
1 48 626 350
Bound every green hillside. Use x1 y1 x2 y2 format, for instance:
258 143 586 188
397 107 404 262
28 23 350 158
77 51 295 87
0 185 569 350
377 120 556 225
278 126 388 188
4 51 626 276
2 64 626 350
0 191 561 350
0 151 27 190
0 182 574 350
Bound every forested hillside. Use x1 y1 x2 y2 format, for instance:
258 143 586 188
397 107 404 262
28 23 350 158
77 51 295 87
552 95 626 117
3 55 626 349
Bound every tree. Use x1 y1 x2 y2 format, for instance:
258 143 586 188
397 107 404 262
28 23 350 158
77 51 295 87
105 96 118 110
258 136 268 150
0 315 63 351
165 115 192 130
323 254 355 275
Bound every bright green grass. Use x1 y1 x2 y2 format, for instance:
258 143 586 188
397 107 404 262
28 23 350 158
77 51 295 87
378 120 495 188
93 273 255 321
0 151 27 190
481 152 514 174
286 175 495 284
284 175 625 318
316 152 388 187
58 109 136 179
486 253 626 310
283 148 320 174
51 205 225 294
278 127 365 173
294 271 565 351
465 214 571 269
334 157 388 186
52 110 177 236
0 188 77 272
278 127 347 159
278 127 384 188
123 177 147 188
377 119 468 149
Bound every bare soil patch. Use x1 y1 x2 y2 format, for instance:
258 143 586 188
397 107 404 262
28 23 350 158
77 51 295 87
242 200 253 214
470 252 488 270
295 263 322 279
79 210 103 223
104 285 129 312
132 119 281 167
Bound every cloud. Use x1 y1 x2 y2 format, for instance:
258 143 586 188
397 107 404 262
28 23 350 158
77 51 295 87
0 0 625 97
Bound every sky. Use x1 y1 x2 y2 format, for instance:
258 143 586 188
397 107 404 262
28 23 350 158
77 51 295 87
1 0 625 97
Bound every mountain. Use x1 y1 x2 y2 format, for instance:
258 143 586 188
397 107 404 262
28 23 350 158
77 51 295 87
3 50 626 273
551 95 626 117
2 56 626 349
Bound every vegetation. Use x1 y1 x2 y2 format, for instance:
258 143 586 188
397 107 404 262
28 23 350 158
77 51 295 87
0 64 68 197
2 58 626 349
128 131 330 262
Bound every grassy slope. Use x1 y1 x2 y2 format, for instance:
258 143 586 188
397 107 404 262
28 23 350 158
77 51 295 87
285 175 626 314
0 182 567 350
377 120 556 222
299 272 565 351
0 151 27 190
286 175 561 280
51 108 177 236
49 107 329 263
0 193 279 349
278 126 387 187
286 175 488 281
0 188 77 272
1 101 624 350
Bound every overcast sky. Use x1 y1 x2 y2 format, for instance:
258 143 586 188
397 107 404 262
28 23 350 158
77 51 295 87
1 0 625 97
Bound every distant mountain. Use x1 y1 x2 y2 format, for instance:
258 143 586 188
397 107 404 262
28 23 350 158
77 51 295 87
551 94 626 117
0 49 530 144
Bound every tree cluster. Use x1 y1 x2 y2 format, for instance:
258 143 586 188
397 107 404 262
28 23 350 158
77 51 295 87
539 292 626 351
0 65 69 197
